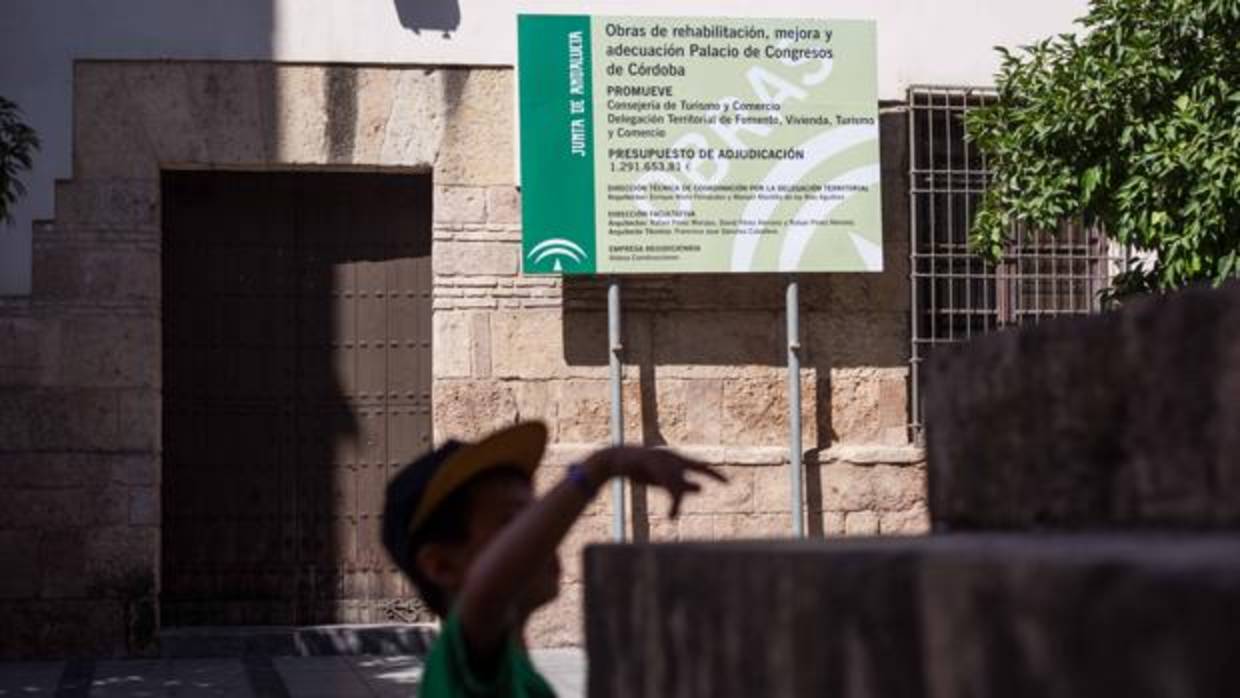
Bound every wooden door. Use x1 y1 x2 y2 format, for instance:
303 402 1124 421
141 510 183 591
161 171 433 625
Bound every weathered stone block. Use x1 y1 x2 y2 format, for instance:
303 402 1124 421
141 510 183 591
844 510 880 535
128 486 160 526
513 379 556 428
32 245 159 302
804 310 907 369
188 62 271 165
720 378 784 447
435 70 515 186
663 274 786 312
0 390 34 451
432 311 473 378
653 311 783 370
820 462 876 512
677 466 754 515
351 68 400 165
433 380 518 442
871 464 925 512
0 530 41 599
586 536 1240 698
84 526 158 594
264 65 329 164
54 316 158 388
471 312 493 378
674 514 714 540
124 62 207 165
0 488 86 530
824 443 926 465
35 389 122 451
880 504 930 536
434 186 486 224
819 510 847 535
830 367 910 445
39 529 88 599
0 315 59 388
0 452 111 489
116 389 160 452
726 513 790 538
434 241 519 277
73 63 158 179
682 379 724 445
927 282 1240 530
379 69 447 168
2 388 142 453
555 380 610 444
109 453 159 487
751 466 795 514
491 309 568 379
720 376 817 448
54 179 160 229
644 379 690 444
486 186 521 224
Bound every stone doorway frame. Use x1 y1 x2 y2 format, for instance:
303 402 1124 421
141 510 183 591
16 60 520 654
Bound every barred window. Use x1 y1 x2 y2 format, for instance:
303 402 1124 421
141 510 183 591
908 86 1126 441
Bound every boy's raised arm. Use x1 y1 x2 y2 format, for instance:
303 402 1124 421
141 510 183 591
456 446 724 659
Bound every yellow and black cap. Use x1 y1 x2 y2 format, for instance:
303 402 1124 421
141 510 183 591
381 421 547 576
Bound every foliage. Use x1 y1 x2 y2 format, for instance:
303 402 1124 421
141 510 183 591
0 96 40 225
966 0 1240 295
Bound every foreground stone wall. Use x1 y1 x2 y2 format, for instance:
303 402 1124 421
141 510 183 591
585 537 1240 698
0 61 924 656
926 282 1240 531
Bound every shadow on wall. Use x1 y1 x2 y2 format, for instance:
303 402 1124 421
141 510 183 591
393 0 462 36
561 109 911 440
559 109 913 537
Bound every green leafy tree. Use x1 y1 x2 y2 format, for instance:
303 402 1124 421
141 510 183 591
966 0 1240 295
0 97 39 225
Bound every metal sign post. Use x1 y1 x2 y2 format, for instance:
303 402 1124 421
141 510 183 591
608 280 626 541
786 279 805 537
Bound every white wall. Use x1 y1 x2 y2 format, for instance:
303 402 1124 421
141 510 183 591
0 0 1089 294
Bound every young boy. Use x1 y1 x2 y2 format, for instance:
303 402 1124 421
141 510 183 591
381 421 723 697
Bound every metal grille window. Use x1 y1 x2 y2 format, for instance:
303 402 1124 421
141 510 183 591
908 86 1126 440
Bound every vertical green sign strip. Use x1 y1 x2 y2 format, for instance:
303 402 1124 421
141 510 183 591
518 15 598 274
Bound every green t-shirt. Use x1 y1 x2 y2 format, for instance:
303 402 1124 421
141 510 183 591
418 613 556 698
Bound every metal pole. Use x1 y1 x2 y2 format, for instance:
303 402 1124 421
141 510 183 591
786 279 804 537
608 280 626 541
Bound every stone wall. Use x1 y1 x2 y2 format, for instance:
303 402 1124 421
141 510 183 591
926 282 1240 531
585 536 1240 698
0 60 924 656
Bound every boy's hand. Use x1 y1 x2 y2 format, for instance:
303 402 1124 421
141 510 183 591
584 446 727 517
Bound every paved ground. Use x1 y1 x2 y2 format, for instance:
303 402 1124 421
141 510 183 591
0 649 585 697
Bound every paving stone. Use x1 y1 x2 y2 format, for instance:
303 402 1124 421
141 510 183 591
0 660 64 695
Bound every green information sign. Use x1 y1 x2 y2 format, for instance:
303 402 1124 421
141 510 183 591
518 15 881 274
